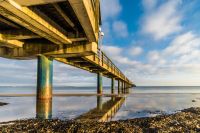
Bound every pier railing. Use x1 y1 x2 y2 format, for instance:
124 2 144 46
97 48 131 83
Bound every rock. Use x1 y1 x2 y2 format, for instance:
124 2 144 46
196 124 200 131
170 120 180 126
0 102 8 106
192 100 196 102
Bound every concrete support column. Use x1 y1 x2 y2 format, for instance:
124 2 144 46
121 82 124 93
125 83 127 93
111 78 115 94
124 82 126 93
118 80 121 94
37 55 53 100
123 82 125 93
97 72 103 94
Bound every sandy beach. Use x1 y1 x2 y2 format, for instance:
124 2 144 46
0 107 200 132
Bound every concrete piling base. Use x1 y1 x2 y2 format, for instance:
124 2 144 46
118 80 121 94
111 78 115 94
97 73 103 94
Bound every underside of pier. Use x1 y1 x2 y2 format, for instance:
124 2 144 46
0 0 134 100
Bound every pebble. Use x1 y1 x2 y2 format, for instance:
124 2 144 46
0 102 8 106
192 100 196 102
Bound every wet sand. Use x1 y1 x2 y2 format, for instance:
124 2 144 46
0 107 200 132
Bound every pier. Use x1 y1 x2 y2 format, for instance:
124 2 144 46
0 0 134 104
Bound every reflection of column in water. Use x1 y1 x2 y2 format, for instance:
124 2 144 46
124 96 127 107
111 96 116 102
127 88 130 93
36 99 52 119
97 96 103 110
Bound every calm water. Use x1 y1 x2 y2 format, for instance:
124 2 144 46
0 86 200 122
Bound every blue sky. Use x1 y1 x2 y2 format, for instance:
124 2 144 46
1 0 200 86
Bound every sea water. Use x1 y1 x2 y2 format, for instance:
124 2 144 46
0 86 200 122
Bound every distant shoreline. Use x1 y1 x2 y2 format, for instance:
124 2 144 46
0 93 119 97
1 85 200 87
0 93 200 97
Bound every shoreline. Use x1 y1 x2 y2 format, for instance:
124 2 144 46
0 107 200 132
0 93 120 97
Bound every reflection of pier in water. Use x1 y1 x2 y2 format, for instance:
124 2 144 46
36 99 52 119
75 96 125 122
35 95 126 121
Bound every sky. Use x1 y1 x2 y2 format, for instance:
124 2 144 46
1 0 200 86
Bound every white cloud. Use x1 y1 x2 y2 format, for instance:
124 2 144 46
101 0 122 21
142 0 182 40
129 46 143 56
142 31 200 77
102 45 122 57
102 45 141 66
159 32 200 65
112 21 129 38
148 50 160 63
163 32 197 57
100 31 200 86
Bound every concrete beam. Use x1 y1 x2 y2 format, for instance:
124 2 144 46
78 62 93 67
45 42 98 57
0 42 97 58
0 0 71 45
70 37 87 42
0 34 23 48
68 0 99 42
14 0 66 6
0 30 41 40
91 69 106 74
97 72 102 94
0 16 20 28
55 58 92 73
67 58 87 63
52 3 75 29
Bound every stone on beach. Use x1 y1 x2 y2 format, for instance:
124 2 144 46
0 102 8 106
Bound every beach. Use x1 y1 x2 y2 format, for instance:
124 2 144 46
0 107 200 132
0 86 200 132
